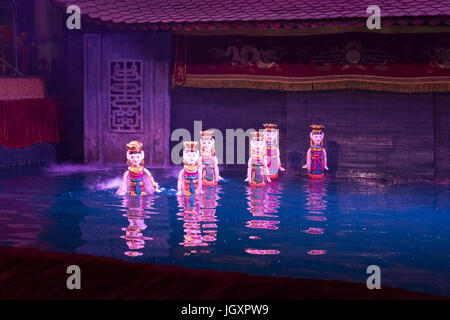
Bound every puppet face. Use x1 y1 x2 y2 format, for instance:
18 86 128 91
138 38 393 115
201 138 214 153
127 151 144 167
311 132 324 145
183 150 200 165
265 130 277 144
251 139 265 154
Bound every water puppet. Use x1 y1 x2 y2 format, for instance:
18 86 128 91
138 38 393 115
117 141 160 196
263 123 285 180
199 129 223 186
177 141 203 196
245 131 271 187
302 125 328 179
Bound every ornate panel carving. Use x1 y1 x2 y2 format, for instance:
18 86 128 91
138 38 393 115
108 60 143 132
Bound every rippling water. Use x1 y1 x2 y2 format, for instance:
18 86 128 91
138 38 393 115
0 164 449 296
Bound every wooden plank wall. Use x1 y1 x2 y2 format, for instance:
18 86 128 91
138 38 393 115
171 87 287 167
171 88 448 180
435 94 450 180
286 91 435 179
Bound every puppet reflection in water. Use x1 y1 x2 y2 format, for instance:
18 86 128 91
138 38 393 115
245 182 282 255
303 179 328 256
176 186 221 254
120 195 158 257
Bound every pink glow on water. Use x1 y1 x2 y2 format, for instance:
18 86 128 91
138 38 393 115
203 235 217 242
246 220 279 230
176 187 221 249
119 197 157 257
245 248 280 255
302 227 324 234
120 234 153 241
125 251 143 257
251 212 279 218
304 216 327 221
307 250 327 255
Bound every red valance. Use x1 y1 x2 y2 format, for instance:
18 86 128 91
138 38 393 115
0 78 45 100
172 33 450 92
0 98 60 149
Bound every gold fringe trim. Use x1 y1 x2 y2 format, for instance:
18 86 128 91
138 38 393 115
0 78 45 100
173 75 450 93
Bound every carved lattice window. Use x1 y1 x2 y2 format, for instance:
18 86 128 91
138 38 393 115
108 60 143 132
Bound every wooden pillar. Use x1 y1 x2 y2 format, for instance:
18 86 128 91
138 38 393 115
150 32 171 167
83 34 101 163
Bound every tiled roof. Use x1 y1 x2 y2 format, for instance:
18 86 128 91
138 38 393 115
53 0 450 31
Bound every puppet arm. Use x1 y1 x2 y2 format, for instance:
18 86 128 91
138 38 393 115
244 157 252 182
302 148 311 171
144 168 161 192
264 157 272 182
277 148 285 171
323 148 329 170
116 171 129 195
177 169 184 196
197 166 203 194
214 156 223 180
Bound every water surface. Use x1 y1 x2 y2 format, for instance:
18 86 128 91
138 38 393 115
0 164 448 296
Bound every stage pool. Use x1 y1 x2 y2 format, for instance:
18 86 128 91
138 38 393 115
0 164 449 297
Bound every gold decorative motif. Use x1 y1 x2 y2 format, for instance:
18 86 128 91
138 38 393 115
200 129 215 140
209 45 282 69
128 165 144 175
184 164 199 173
263 123 278 131
183 141 198 152
430 46 450 70
310 124 324 133
126 140 143 153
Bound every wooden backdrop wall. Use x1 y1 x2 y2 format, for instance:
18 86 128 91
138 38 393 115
171 87 449 180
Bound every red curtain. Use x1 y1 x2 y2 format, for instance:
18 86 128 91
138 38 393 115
172 33 450 92
0 98 60 149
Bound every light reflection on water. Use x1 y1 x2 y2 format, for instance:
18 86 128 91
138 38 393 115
176 186 220 252
0 165 449 296
245 183 282 255
304 180 327 255
119 196 158 257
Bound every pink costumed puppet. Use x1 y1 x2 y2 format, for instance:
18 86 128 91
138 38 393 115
117 141 161 196
302 125 328 179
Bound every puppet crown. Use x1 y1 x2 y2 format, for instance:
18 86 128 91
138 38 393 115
126 141 143 153
200 129 215 139
183 141 198 152
310 124 325 133
263 123 278 131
